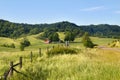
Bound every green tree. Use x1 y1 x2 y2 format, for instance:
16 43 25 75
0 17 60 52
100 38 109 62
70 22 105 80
20 37 31 51
64 32 75 41
30 28 40 34
82 32 94 48
20 37 31 47
10 43 15 48
52 32 59 42
48 32 60 42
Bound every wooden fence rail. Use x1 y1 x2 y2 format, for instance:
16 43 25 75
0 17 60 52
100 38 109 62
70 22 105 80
3 57 22 80
1 47 55 80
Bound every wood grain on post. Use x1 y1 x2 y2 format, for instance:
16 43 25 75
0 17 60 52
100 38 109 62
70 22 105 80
30 51 33 63
4 71 7 80
19 57 22 69
10 61 13 76
39 48 41 57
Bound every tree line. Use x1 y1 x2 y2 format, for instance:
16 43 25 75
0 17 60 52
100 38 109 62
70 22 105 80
0 19 120 38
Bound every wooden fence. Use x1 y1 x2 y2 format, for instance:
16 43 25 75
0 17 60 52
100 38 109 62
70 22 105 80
3 57 22 80
1 47 42 80
1 46 57 80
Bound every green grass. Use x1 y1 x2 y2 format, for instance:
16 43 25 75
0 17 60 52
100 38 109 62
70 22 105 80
46 46 77 57
90 37 116 45
0 34 119 80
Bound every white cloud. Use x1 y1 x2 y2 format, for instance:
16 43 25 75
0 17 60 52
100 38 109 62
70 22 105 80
81 6 105 11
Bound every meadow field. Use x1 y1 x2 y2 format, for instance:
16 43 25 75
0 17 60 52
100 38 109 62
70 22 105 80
0 33 120 80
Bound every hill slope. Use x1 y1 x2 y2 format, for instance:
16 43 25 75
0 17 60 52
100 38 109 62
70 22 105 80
0 19 120 38
0 35 120 80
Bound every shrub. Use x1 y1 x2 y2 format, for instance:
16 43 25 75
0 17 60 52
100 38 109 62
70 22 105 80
20 38 31 47
10 43 15 48
20 44 25 51
20 37 31 51
46 46 77 57
64 31 75 41
1 43 15 48
82 32 95 48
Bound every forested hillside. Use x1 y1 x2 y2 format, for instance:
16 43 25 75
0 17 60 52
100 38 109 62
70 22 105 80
0 19 120 38
81 24 120 38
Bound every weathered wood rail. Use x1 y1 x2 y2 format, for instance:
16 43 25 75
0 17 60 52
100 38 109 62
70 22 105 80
2 48 42 80
3 57 22 80
1 46 57 80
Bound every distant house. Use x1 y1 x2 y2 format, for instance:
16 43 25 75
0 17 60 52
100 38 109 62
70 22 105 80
44 39 50 44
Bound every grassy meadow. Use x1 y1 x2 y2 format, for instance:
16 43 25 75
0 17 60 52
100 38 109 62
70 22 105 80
0 33 120 80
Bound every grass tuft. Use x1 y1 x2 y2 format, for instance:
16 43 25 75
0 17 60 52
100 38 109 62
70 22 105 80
46 46 77 57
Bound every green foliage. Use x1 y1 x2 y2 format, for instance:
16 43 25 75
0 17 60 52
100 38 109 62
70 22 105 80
1 19 120 38
0 35 120 80
82 32 95 48
108 40 120 47
46 46 77 57
20 44 25 51
11 66 48 80
81 24 120 38
10 43 15 48
29 28 40 34
64 31 75 41
20 37 31 51
20 38 31 47
40 28 60 42
48 32 60 42
1 43 15 48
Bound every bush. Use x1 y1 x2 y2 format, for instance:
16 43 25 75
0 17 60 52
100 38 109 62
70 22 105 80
83 40 95 48
10 43 15 48
1 43 15 48
20 37 31 51
64 31 75 41
20 44 25 51
20 38 31 47
82 32 95 48
46 46 77 57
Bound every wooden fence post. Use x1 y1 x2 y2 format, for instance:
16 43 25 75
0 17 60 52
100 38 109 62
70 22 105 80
4 72 7 80
39 48 41 57
10 62 13 76
19 57 22 69
30 51 33 63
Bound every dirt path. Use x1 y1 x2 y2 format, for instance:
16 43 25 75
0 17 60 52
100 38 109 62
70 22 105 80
98 46 120 52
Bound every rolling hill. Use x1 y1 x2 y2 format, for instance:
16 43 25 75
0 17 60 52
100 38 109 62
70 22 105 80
0 19 120 38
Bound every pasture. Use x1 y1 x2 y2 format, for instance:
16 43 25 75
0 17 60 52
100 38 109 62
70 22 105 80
0 33 120 80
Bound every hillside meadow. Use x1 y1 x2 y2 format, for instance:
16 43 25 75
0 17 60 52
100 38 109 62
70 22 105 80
0 33 120 80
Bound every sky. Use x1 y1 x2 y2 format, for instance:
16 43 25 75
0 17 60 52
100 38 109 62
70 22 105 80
0 0 120 25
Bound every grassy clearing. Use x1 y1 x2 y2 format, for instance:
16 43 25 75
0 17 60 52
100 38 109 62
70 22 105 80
0 34 120 80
